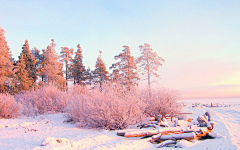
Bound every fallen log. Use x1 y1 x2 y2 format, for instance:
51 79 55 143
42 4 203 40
116 111 217 148
124 129 159 137
160 132 196 141
156 140 176 148
117 129 142 136
120 126 211 138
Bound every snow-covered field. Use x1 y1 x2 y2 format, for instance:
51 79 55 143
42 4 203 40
0 98 240 150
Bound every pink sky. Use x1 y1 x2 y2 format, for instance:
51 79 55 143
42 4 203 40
158 58 240 99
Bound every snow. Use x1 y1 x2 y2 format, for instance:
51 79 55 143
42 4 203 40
0 98 240 150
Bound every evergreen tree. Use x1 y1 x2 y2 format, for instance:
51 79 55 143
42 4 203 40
20 40 38 87
110 45 139 90
31 47 44 82
136 43 165 95
110 69 121 83
60 46 73 85
71 44 86 85
42 39 66 88
0 26 15 93
14 53 33 93
93 51 109 90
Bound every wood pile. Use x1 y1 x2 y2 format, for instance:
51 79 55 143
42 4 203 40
117 111 217 148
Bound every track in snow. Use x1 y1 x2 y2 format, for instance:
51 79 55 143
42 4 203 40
214 107 240 149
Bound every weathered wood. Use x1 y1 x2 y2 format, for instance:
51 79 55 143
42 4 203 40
179 111 193 114
120 126 211 138
117 129 141 136
117 111 216 148
156 140 176 148
137 124 160 129
124 129 159 137
160 132 196 141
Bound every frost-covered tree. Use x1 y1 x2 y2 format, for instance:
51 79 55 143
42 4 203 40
93 51 109 90
110 45 139 90
71 44 86 85
0 26 14 93
60 46 73 85
42 39 66 88
136 43 165 94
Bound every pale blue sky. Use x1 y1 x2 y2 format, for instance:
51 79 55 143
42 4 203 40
1 0 240 98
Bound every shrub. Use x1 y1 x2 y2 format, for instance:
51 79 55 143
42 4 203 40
0 94 21 119
142 87 182 118
65 83 145 130
15 84 67 116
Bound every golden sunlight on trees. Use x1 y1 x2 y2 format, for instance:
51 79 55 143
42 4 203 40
71 44 86 85
18 40 37 89
14 53 33 93
92 51 109 90
60 46 73 86
42 39 66 89
110 45 139 90
0 26 169 95
137 43 165 95
0 26 14 93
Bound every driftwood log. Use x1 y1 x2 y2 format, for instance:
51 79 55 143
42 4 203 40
117 111 216 148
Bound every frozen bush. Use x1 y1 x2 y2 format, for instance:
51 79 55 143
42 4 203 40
68 84 88 95
66 83 145 130
15 84 67 116
142 87 182 118
0 94 21 119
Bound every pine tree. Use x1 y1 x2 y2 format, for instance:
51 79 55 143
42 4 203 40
42 39 66 88
60 46 73 85
84 67 93 85
110 69 121 82
71 44 86 85
136 43 165 95
20 40 38 87
31 47 44 82
110 45 139 90
14 53 33 93
0 26 15 93
93 51 109 90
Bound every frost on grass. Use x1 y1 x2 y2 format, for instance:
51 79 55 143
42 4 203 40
65 84 145 130
65 84 182 130
15 84 67 116
0 94 21 119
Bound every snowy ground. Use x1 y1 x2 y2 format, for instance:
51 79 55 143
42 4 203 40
0 99 240 150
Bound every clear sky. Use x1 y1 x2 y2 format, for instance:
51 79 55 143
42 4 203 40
0 0 239 99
